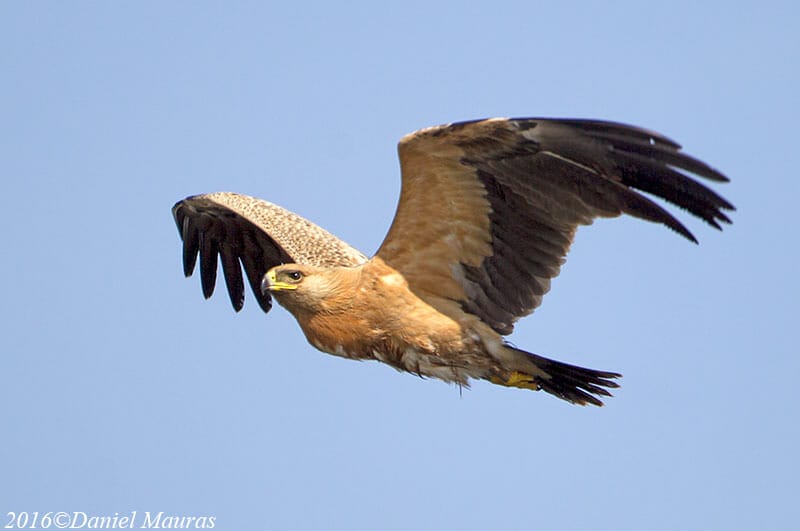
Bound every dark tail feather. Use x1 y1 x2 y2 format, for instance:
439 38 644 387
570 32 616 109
509 347 622 406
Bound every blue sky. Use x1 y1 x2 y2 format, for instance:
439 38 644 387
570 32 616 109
2 1 798 530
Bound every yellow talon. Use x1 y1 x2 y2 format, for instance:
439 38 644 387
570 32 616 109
492 371 540 391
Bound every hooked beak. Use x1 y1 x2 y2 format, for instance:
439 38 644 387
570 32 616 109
260 269 298 295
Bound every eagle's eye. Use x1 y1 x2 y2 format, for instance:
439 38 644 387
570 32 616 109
286 270 303 282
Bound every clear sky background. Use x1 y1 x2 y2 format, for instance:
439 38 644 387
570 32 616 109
2 2 798 530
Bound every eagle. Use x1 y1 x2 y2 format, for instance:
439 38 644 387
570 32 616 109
172 118 733 406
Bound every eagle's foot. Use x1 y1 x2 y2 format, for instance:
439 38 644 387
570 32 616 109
491 371 541 391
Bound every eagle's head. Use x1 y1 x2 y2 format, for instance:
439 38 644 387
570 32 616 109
261 264 357 315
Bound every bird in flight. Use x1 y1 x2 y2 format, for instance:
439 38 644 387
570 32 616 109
172 118 733 406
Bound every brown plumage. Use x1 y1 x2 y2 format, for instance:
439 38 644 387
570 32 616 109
172 117 733 406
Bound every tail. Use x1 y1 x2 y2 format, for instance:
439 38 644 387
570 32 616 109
492 347 621 406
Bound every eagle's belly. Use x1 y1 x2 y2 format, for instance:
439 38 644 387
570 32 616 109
299 311 492 385
369 345 487 385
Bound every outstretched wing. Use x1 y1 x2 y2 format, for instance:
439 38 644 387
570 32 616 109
173 192 367 312
376 118 733 335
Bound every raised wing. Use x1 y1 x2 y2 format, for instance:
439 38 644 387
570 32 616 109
376 118 733 335
173 192 367 312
